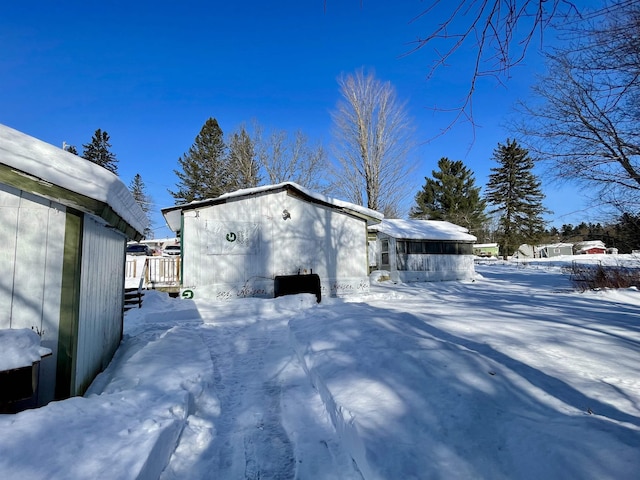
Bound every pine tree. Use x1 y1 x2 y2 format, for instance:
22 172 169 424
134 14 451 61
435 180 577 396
410 157 487 236
63 142 78 155
170 118 229 203
227 126 260 190
485 139 547 258
82 129 118 174
614 213 640 253
129 173 153 239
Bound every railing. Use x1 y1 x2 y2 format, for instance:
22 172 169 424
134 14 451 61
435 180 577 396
146 257 181 286
125 258 141 278
125 256 181 289
124 259 148 310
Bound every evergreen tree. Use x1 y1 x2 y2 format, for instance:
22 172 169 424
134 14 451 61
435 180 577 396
82 129 118 174
63 142 78 155
485 139 547 258
410 157 487 236
227 125 260 190
614 213 640 253
170 118 228 203
129 173 153 239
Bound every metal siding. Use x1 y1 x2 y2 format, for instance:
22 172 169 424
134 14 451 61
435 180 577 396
181 190 371 299
38 209 65 405
0 183 20 323
10 192 50 329
0 185 65 404
74 216 125 395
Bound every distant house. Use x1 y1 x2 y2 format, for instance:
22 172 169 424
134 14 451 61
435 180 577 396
0 124 146 408
473 243 499 258
161 182 383 300
538 243 574 258
512 244 536 259
575 240 607 255
368 219 477 283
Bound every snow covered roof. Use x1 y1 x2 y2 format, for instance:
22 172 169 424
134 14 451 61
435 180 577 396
161 182 384 232
0 124 146 239
369 219 477 242
575 240 606 249
575 240 607 253
539 243 574 249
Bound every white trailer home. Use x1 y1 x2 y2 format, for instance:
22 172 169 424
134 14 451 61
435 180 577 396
0 124 146 408
368 219 477 283
161 183 383 300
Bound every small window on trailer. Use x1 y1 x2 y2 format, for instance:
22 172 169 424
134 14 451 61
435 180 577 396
381 239 390 266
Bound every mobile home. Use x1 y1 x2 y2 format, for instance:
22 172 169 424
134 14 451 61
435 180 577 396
161 182 383 300
369 219 477 283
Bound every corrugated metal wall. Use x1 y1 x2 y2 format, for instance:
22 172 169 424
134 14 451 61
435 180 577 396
74 216 126 395
0 184 65 404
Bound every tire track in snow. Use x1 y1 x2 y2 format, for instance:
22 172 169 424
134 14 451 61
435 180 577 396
161 300 363 479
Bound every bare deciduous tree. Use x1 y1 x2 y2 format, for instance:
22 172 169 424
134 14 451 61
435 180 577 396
253 123 328 192
228 125 261 190
330 69 416 218
517 1 640 212
326 2 637 131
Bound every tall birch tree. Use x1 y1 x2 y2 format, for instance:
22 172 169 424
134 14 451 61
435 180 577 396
330 68 415 217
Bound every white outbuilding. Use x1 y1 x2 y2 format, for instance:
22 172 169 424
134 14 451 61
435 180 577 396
368 219 477 283
161 182 383 301
0 124 146 409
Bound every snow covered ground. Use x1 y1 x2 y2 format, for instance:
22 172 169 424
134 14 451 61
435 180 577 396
1 261 639 479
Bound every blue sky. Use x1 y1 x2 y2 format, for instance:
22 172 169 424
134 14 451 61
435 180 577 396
1 1 592 238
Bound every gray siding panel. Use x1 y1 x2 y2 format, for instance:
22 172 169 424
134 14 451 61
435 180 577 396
0 183 20 321
0 185 65 404
74 216 125 395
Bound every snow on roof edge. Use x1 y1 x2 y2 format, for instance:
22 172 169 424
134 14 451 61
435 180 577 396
0 124 146 236
369 219 477 242
161 182 384 232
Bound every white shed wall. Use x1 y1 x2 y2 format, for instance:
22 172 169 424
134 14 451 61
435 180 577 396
0 184 65 404
75 216 126 395
181 190 370 299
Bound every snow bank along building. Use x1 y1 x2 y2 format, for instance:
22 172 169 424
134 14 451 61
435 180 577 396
368 219 477 283
161 182 383 301
0 124 146 408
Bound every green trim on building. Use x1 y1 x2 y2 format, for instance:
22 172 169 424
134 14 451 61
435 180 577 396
179 213 184 285
55 210 83 399
0 163 142 241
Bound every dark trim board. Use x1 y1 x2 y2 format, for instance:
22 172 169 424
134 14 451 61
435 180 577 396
55 210 83 399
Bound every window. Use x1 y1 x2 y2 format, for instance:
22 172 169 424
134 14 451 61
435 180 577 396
381 239 389 266
393 240 472 256
409 241 424 254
